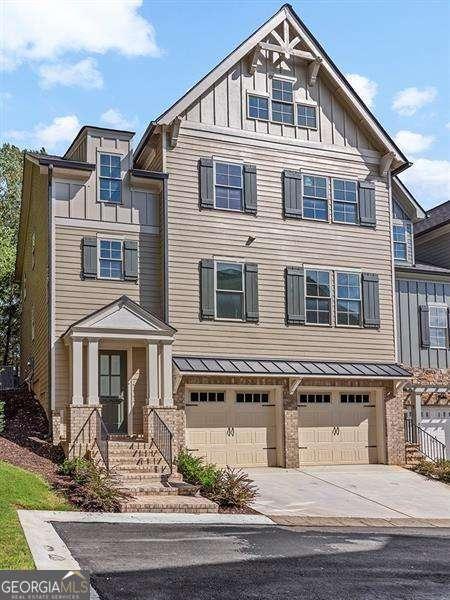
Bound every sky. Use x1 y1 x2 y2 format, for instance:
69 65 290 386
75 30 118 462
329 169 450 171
1 0 449 209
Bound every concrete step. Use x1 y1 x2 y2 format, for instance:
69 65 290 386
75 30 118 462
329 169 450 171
120 495 218 513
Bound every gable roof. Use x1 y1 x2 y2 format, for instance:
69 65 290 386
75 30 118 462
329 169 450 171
135 3 408 168
414 200 450 237
392 176 426 222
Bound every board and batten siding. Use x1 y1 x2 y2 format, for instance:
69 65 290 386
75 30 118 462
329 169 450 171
396 276 450 369
20 163 50 413
415 232 450 271
182 54 375 151
53 225 162 409
165 128 395 362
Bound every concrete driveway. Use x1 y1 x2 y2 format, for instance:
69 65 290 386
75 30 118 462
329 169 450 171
248 465 450 519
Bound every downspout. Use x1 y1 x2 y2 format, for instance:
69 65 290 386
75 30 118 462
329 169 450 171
47 164 53 423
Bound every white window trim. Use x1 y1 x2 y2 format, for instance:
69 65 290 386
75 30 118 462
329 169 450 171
214 259 245 322
331 177 359 225
296 103 318 130
304 267 332 327
213 160 244 213
428 302 449 349
97 238 124 281
302 174 330 222
334 271 363 329
246 92 270 122
271 77 295 126
392 218 413 264
97 150 123 206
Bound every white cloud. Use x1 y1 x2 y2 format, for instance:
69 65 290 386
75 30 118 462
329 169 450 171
394 130 434 155
38 58 103 89
1 0 160 71
446 122 450 130
400 158 450 206
392 87 437 116
345 74 378 109
5 115 80 152
100 108 137 131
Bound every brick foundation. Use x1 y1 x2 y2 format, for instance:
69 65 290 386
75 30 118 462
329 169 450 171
66 404 102 458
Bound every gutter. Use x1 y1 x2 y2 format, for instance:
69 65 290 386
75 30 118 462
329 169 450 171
47 164 54 420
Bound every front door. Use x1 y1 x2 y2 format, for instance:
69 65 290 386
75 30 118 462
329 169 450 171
99 351 127 434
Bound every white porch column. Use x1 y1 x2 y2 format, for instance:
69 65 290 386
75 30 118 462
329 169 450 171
86 339 99 405
161 343 173 407
146 342 159 406
413 391 422 428
71 338 84 405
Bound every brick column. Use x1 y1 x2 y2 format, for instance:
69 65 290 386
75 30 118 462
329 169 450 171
143 406 185 464
283 387 299 468
66 405 102 458
384 385 406 465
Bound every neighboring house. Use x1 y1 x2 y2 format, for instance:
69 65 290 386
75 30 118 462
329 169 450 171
16 4 413 476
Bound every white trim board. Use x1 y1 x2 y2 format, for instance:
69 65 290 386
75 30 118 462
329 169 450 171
55 217 159 235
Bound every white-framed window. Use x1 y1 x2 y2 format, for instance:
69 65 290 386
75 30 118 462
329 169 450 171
393 224 409 261
98 239 123 279
332 179 358 224
214 162 243 211
272 78 294 124
428 304 448 349
98 153 122 204
305 269 331 325
247 94 269 120
236 392 269 403
336 272 362 326
297 104 317 129
31 231 36 270
190 391 225 402
215 261 244 320
303 175 328 221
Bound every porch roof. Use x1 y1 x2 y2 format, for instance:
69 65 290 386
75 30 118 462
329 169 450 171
173 356 411 380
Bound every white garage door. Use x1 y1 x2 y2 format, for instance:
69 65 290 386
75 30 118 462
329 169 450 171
298 392 378 465
421 407 450 460
185 390 277 467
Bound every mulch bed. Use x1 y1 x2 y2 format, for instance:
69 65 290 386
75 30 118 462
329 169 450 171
0 386 64 485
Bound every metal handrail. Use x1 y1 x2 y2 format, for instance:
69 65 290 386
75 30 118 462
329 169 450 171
150 409 173 474
404 417 446 463
68 408 109 472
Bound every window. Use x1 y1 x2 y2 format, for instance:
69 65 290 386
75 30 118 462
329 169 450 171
393 224 408 261
248 95 269 120
99 353 121 397
214 162 243 210
303 175 328 220
215 262 244 319
333 179 358 224
429 305 448 349
336 272 361 326
99 239 123 279
297 104 317 128
190 391 225 402
341 394 369 403
272 79 294 124
305 269 331 325
236 392 269 403
299 394 331 403
99 153 122 203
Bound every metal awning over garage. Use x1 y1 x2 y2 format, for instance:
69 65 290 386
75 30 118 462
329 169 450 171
173 356 411 379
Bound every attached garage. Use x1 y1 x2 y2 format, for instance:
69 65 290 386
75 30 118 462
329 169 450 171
185 388 278 467
298 390 379 465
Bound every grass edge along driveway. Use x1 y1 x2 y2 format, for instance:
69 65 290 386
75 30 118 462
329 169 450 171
0 460 73 569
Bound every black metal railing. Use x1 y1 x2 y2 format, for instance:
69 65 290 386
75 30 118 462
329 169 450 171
150 409 173 474
404 417 446 463
69 408 109 472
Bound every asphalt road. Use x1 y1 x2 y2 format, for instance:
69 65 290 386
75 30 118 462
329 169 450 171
53 522 450 600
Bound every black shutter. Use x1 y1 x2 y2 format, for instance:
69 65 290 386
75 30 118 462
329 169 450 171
419 305 430 348
283 170 303 218
245 263 259 322
285 267 305 325
200 259 215 320
81 237 97 279
243 164 257 214
362 272 380 328
124 240 138 281
199 158 214 209
359 181 376 227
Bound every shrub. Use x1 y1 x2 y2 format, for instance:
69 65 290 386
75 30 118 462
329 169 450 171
0 400 5 434
414 459 450 484
57 457 128 512
177 449 258 509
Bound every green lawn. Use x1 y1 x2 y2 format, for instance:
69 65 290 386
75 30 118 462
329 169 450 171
0 460 73 569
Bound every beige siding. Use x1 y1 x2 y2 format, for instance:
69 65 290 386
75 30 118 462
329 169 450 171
183 53 375 151
20 163 49 414
166 128 395 362
66 137 87 162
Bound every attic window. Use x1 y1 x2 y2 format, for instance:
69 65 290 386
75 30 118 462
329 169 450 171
248 95 269 120
272 79 294 124
98 153 122 204
297 104 317 129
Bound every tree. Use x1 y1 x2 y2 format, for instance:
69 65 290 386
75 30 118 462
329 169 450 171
0 144 25 365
